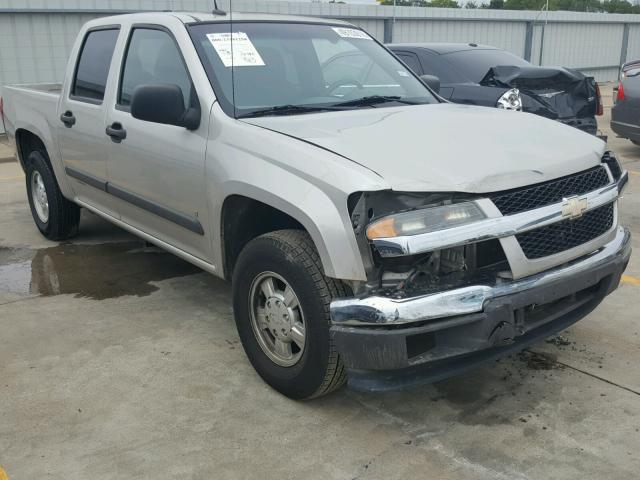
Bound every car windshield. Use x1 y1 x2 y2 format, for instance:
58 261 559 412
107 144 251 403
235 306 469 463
188 22 438 118
443 49 531 83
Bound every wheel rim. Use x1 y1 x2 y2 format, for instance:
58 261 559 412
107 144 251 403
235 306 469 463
249 271 306 367
30 170 49 223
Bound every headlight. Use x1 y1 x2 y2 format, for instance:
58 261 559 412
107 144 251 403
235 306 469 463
366 202 486 240
496 88 522 111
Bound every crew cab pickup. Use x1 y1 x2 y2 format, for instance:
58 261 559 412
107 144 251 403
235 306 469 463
1 12 631 399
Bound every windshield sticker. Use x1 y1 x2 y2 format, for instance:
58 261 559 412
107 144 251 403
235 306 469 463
332 27 372 40
206 32 265 67
397 70 409 77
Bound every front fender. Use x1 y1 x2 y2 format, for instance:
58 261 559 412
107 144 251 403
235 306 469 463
207 111 388 281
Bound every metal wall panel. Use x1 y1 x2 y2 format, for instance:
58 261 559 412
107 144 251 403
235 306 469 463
393 19 527 57
0 13 102 85
627 24 640 63
540 22 624 71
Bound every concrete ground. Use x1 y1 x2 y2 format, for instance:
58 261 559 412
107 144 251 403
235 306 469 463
1 84 640 480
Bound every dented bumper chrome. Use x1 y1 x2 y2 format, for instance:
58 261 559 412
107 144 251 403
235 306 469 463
331 226 631 327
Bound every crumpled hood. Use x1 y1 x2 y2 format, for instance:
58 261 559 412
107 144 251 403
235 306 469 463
481 65 597 120
244 103 605 193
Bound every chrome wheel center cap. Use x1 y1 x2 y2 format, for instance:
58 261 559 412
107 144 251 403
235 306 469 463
265 296 293 339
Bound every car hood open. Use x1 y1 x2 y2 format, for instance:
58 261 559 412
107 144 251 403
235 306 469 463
243 103 605 193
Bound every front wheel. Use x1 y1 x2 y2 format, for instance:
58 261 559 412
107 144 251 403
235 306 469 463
25 150 80 241
232 230 349 399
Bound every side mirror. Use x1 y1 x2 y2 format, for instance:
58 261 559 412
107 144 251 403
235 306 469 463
130 84 200 130
420 75 440 94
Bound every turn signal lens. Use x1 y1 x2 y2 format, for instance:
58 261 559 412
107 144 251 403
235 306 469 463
366 202 486 240
496 88 523 111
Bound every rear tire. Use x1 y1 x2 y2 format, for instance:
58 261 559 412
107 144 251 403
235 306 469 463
232 230 349 399
632 140 640 147
25 150 80 240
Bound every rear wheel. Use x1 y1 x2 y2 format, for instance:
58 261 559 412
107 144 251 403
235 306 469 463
232 230 348 399
25 150 80 240
632 140 640 147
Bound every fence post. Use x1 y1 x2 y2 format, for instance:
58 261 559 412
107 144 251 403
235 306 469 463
383 18 393 44
524 21 533 62
620 23 630 67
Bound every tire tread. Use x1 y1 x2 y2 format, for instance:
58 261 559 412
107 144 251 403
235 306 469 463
26 150 80 241
254 229 349 399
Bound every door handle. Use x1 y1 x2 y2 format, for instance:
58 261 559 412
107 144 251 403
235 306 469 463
106 122 127 143
60 111 76 128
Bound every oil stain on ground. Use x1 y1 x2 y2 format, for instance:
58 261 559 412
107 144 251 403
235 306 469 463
0 242 200 300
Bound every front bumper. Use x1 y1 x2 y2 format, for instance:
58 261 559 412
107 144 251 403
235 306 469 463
330 227 631 392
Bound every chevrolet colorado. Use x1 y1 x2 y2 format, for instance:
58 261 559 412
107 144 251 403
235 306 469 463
0 12 631 399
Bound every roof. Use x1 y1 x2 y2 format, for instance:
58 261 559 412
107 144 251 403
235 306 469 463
183 12 353 25
96 11 354 26
387 43 499 55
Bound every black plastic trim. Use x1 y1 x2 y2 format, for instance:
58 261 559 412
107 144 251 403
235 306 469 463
106 183 204 235
64 167 204 235
65 167 107 191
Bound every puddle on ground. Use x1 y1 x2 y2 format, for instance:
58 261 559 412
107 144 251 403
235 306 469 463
0 242 200 300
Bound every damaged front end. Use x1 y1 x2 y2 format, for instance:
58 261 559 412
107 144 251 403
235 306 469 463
346 190 509 299
481 66 600 135
331 163 630 391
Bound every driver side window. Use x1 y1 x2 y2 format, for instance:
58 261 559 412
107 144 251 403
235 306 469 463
119 27 192 108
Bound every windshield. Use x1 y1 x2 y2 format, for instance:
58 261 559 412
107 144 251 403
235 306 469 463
188 22 438 118
443 49 531 83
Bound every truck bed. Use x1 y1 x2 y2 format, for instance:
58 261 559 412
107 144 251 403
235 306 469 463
8 83 62 94
1 83 62 154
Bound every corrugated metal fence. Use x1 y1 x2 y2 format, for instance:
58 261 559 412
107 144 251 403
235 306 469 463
1 0 639 133
2 0 639 84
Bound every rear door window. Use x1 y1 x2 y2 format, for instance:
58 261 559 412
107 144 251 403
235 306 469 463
71 28 120 103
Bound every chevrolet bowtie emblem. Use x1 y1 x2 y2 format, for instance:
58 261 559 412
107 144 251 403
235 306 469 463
562 196 588 219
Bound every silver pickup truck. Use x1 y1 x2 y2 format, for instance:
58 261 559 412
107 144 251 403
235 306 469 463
1 12 631 399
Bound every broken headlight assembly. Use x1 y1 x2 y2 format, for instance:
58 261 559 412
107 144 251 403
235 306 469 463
349 192 510 296
496 88 523 111
365 202 486 240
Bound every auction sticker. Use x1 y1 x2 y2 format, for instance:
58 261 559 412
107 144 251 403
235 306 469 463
332 27 371 40
206 32 265 67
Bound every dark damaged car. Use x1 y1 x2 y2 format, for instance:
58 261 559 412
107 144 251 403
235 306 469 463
388 43 603 135
611 60 640 146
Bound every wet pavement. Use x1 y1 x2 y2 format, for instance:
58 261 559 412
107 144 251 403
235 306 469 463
0 242 199 300
0 84 639 480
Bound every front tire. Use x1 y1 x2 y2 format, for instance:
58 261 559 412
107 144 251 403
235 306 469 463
232 230 349 399
25 150 80 241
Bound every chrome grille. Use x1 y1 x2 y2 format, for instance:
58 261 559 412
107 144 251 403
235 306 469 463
490 166 609 216
516 203 614 259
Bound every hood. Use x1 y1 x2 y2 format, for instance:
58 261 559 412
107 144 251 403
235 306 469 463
480 65 597 120
243 103 605 193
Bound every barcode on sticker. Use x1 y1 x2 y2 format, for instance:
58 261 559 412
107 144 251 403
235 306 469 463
206 32 265 67
332 27 371 40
